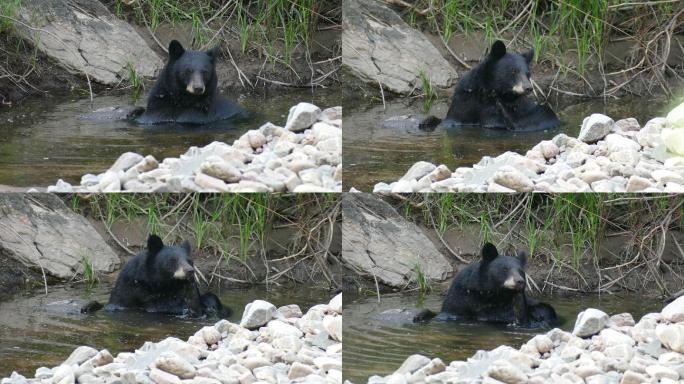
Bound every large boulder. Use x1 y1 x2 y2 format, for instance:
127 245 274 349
342 0 457 94
13 0 162 84
341 193 451 287
0 194 120 279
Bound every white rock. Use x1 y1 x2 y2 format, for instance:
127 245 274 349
288 362 314 380
155 352 196 379
400 161 436 181
604 134 641 153
277 304 303 318
63 346 98 366
329 293 342 314
656 323 684 353
193 172 230 192
149 368 181 384
579 114 614 142
323 315 342 341
614 118 640 132
285 103 321 132
47 179 74 193
653 169 684 184
395 355 431 374
492 166 534 192
200 159 241 182
486 360 528 384
625 175 654 192
661 296 684 322
240 300 279 329
390 179 413 193
108 152 144 173
266 320 303 338
573 308 609 337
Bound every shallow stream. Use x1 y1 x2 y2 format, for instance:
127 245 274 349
0 89 339 187
344 97 672 191
343 291 662 382
0 282 331 377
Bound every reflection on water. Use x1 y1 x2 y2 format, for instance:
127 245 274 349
343 291 662 383
0 89 339 187
0 282 330 377
344 96 671 191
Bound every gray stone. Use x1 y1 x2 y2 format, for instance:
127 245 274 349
0 194 119 279
285 103 321 132
341 0 456 94
240 300 279 329
13 0 162 84
573 308 609 337
341 193 451 288
579 114 614 143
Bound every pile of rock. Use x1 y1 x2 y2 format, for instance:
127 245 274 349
360 296 684 384
372 108 684 193
48 103 342 193
2 294 342 384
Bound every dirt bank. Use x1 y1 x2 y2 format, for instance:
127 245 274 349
343 193 684 300
0 193 342 301
0 2 341 105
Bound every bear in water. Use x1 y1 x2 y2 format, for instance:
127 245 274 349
136 40 245 125
444 40 559 131
435 242 556 327
107 234 230 317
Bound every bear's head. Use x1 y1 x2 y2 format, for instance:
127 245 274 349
145 234 195 281
167 40 219 97
479 242 527 292
482 40 534 97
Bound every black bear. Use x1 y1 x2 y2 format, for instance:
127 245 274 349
106 234 230 317
136 40 245 125
443 40 559 131
434 242 556 327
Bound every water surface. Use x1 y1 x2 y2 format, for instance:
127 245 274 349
344 97 671 191
0 89 338 187
0 282 330 378
343 291 662 383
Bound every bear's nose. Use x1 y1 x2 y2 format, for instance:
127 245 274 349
193 86 205 95
515 279 525 290
523 85 533 94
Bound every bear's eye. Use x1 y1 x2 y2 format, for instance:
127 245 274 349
503 266 509 272
512 69 519 75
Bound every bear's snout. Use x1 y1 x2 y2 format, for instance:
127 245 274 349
173 263 195 280
503 273 525 291
186 74 206 95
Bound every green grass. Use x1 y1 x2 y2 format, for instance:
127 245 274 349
414 262 431 294
121 0 320 65
126 62 144 100
403 0 678 76
0 0 21 33
80 255 99 290
418 70 437 113
405 193 684 290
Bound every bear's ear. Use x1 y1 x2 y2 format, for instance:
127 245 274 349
481 242 499 264
147 234 164 255
522 48 534 64
517 250 528 267
206 46 221 63
168 40 185 61
489 40 506 61
180 240 192 257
